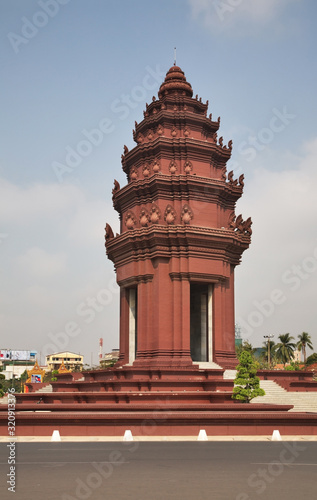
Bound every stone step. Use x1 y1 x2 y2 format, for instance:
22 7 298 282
36 384 53 393
7 402 293 413
251 380 317 413
56 367 226 384
50 378 233 394
15 390 235 405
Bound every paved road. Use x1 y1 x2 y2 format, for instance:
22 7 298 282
0 441 316 500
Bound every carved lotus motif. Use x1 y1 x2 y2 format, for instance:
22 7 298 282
151 212 159 223
183 127 190 137
181 204 193 225
139 209 150 227
184 161 192 174
126 218 134 229
152 160 160 173
130 168 138 181
169 160 177 175
171 127 177 138
150 204 160 224
125 212 136 230
143 165 150 177
164 205 176 225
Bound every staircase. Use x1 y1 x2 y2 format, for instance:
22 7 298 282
35 384 53 393
2 369 317 436
251 380 317 413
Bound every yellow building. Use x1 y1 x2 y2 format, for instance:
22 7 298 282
100 349 119 368
293 350 302 363
46 351 84 371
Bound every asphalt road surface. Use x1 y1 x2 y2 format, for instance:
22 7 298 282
0 441 316 500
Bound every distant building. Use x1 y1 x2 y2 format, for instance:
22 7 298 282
293 350 301 362
2 364 33 381
234 338 242 348
100 349 119 368
46 352 84 371
0 349 38 380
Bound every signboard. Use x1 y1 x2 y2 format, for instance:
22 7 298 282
0 350 37 361
31 374 42 383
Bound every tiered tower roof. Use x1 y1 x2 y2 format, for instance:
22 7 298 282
106 64 251 269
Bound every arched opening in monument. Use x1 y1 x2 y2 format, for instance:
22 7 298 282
128 287 137 364
190 284 213 362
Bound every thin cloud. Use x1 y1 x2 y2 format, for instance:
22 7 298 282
0 179 85 225
236 136 317 346
17 247 67 279
0 177 118 356
188 0 301 37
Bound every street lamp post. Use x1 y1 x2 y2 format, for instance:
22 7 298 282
264 335 274 368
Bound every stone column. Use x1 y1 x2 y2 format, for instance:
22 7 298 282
135 280 148 361
128 288 137 365
172 277 191 363
118 288 129 366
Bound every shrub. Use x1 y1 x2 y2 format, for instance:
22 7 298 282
232 351 265 403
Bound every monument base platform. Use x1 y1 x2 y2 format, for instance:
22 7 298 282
1 366 317 437
1 408 317 437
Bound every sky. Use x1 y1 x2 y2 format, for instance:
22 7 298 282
1 0 317 367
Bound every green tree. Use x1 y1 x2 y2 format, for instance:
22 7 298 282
276 333 296 367
261 340 277 368
0 372 5 397
284 361 302 371
43 370 59 383
235 340 256 358
232 351 265 403
51 370 59 382
296 332 313 364
305 353 317 366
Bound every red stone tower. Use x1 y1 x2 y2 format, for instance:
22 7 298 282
106 65 252 369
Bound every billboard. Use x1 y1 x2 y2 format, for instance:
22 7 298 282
0 350 37 361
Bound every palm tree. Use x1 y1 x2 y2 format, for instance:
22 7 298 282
261 340 277 368
297 332 313 363
235 340 256 359
276 333 296 367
